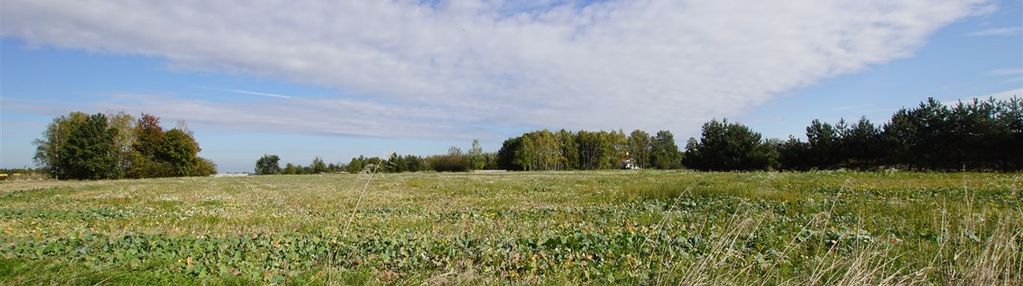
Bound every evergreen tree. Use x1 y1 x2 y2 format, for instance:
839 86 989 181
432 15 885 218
683 119 774 171
996 97 1023 170
806 119 840 168
346 156 366 173
776 137 812 171
841 117 882 169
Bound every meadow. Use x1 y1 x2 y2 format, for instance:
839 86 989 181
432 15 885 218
0 171 1020 285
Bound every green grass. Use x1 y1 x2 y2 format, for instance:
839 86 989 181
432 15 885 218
1 171 1020 285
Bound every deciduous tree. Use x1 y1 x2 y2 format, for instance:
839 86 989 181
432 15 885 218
255 154 281 175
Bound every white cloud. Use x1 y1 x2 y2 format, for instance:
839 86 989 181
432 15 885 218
1 0 990 138
965 26 1023 36
982 88 1023 101
93 94 484 139
191 86 295 99
944 88 1023 105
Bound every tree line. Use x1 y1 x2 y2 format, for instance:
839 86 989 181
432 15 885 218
256 130 683 175
254 140 501 175
684 97 1021 171
34 112 216 180
771 97 1022 171
32 97 1022 180
470 97 1022 172
253 97 1021 174
495 129 682 171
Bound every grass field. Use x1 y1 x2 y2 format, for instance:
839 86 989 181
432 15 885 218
1 171 1020 285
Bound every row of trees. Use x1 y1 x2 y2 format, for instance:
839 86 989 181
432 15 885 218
683 120 776 171
686 97 1022 171
253 140 500 175
496 129 682 171
34 112 216 180
250 97 1020 174
255 155 346 175
773 97 1022 171
493 97 1020 172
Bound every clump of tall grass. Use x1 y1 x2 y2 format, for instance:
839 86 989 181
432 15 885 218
637 177 1022 286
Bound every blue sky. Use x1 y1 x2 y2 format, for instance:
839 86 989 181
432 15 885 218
1 0 1021 172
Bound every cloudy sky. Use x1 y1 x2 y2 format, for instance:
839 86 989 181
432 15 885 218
2 0 1021 172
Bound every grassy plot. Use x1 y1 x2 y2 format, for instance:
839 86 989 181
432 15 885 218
0 171 1020 285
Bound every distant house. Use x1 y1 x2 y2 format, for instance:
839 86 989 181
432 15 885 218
621 152 640 170
213 172 251 178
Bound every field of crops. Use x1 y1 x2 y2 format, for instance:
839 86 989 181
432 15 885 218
1 171 1020 285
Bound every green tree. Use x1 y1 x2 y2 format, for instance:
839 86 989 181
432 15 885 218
483 152 499 170
882 98 949 170
996 97 1023 170
683 119 775 171
649 130 681 169
158 129 203 176
195 158 218 176
806 119 841 168
429 146 469 172
556 129 579 170
284 163 301 175
606 130 628 169
411 154 427 171
127 113 169 178
134 113 164 157
776 137 812 171
107 112 136 177
526 130 561 170
882 108 918 169
841 117 882 168
255 154 281 175
469 139 485 171
55 113 118 180
384 153 402 173
346 156 366 173
627 130 652 168
497 137 524 171
577 131 612 170
33 112 90 179
310 157 327 174
515 136 536 170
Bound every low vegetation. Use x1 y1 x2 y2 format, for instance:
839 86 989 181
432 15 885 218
1 171 1019 285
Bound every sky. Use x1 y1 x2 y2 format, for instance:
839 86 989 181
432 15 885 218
1 0 1021 173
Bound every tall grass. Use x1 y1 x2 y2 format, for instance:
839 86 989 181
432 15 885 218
638 174 1023 286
